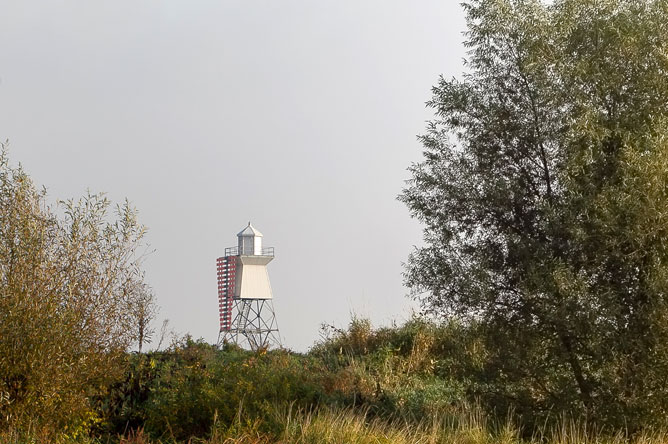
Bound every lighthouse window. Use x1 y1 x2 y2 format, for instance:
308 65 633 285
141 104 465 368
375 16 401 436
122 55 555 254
242 237 253 255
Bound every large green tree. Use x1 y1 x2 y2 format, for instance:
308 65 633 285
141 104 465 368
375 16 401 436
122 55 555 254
0 146 153 434
401 0 668 427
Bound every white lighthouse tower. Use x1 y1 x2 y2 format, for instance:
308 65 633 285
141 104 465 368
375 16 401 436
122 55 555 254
216 222 281 350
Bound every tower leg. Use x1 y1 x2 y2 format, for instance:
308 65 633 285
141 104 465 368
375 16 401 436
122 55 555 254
218 299 281 351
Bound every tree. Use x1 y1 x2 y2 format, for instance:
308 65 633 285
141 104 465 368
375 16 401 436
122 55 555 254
400 0 668 428
0 145 154 433
129 282 158 353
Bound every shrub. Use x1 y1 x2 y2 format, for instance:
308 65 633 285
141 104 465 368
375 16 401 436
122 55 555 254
0 146 153 436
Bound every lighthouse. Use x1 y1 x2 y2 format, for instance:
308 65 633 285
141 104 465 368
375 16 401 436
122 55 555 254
216 223 281 350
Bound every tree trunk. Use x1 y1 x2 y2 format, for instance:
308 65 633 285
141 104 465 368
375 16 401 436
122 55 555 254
559 331 592 412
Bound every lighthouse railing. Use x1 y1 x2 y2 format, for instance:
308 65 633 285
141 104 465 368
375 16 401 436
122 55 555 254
224 246 275 257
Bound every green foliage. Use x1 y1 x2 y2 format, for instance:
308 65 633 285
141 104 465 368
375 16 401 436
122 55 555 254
6 313 668 442
311 317 477 421
0 146 154 436
88 317 482 441
99 337 329 441
400 0 668 429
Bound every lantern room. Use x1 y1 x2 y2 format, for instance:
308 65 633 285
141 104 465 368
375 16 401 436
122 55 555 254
237 222 263 255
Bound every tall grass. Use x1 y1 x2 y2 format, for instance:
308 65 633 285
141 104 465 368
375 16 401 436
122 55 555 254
200 405 668 444
6 404 668 444
207 404 517 444
0 426 98 444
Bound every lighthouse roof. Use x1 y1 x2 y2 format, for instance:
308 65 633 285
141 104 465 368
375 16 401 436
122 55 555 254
237 222 263 237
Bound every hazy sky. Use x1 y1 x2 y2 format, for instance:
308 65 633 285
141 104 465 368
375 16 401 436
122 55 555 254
0 1 467 351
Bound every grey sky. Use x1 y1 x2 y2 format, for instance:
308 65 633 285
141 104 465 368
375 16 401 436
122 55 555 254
0 1 467 351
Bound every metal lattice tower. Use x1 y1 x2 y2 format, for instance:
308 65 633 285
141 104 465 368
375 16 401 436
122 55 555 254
216 223 281 351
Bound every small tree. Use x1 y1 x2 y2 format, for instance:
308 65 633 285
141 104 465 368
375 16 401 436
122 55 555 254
401 0 668 428
130 282 158 353
0 145 155 433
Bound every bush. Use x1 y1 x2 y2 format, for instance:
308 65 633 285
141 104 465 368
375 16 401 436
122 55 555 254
0 146 153 436
99 337 329 441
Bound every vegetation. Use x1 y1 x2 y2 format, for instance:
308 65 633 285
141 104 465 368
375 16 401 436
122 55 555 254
0 145 154 435
3 0 668 442
400 0 668 430
4 318 668 443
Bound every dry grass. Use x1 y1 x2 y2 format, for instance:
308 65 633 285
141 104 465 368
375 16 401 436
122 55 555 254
5 407 668 444
201 405 668 444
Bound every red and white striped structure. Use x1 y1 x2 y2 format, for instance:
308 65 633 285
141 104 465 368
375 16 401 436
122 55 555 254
216 256 236 331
